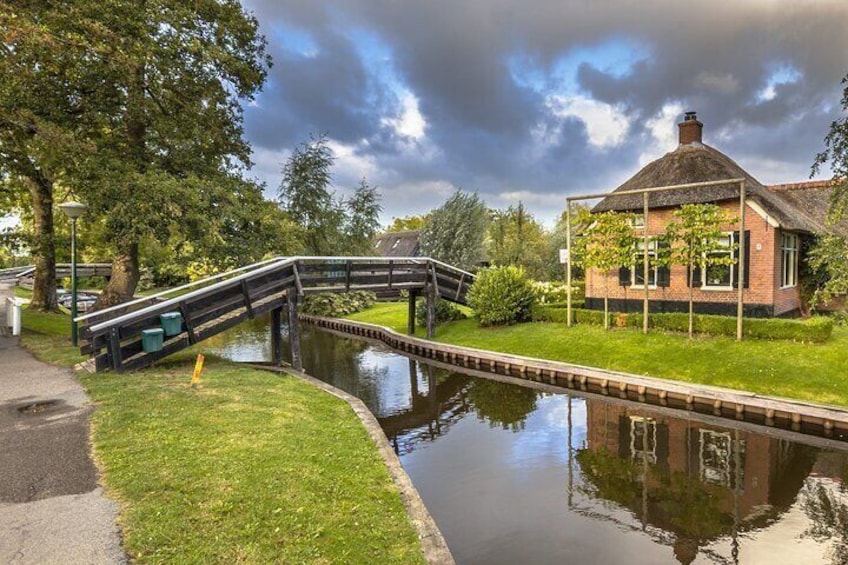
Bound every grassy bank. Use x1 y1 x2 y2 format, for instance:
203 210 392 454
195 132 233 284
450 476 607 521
347 302 848 408
19 308 425 564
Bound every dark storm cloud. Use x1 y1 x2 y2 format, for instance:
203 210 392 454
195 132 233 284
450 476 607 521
240 0 848 222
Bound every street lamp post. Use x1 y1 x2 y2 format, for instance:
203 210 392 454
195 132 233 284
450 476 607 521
58 200 87 346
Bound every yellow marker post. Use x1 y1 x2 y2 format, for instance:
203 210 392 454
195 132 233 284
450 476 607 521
191 354 205 388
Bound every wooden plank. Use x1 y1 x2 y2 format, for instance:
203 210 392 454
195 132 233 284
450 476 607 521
109 327 124 372
345 260 352 292
241 279 255 319
426 288 435 339
271 307 282 365
179 301 197 345
455 273 465 301
288 293 302 371
388 261 394 289
430 263 440 297
293 264 304 296
408 290 417 335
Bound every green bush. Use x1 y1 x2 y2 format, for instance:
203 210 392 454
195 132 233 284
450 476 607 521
415 297 467 327
468 266 537 326
531 306 834 343
302 291 377 317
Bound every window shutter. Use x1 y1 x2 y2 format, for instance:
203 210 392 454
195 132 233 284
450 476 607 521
732 231 751 289
618 266 631 286
687 264 702 287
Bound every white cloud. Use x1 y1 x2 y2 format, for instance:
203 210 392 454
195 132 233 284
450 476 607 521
381 91 426 140
638 101 685 166
546 95 630 149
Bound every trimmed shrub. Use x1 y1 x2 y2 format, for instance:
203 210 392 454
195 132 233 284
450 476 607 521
302 291 376 317
531 306 834 343
468 266 537 326
415 297 467 327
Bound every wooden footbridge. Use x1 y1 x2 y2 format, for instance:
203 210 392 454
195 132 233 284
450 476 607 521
76 256 474 373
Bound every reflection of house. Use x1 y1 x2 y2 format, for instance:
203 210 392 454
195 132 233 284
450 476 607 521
582 401 816 564
586 112 839 317
373 230 420 257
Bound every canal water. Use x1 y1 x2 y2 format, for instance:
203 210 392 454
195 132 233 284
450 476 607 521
205 317 848 565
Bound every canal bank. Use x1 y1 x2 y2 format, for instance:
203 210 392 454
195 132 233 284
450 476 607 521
302 315 848 442
202 318 848 564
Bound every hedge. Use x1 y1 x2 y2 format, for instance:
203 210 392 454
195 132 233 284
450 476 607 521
531 305 834 343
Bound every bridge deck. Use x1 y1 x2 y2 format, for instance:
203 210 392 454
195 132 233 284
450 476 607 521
77 256 473 372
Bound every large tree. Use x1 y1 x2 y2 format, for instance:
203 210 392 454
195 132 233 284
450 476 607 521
278 135 382 256
813 73 848 220
419 190 488 271
2 1 273 310
486 202 548 279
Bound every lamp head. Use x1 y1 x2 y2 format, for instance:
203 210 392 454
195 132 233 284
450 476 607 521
59 200 87 220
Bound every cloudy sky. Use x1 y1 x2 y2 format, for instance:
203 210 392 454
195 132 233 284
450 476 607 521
240 0 848 226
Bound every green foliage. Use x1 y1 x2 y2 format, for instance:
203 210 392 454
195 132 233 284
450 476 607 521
415 297 467 327
541 203 590 281
386 215 425 232
486 202 548 279
301 291 377 318
278 136 382 256
663 203 738 336
531 305 834 342
807 232 848 309
573 210 638 328
467 379 538 432
419 190 487 271
468 266 537 326
532 281 582 304
813 73 848 221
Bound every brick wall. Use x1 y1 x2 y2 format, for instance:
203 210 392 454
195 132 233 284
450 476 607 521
584 200 802 316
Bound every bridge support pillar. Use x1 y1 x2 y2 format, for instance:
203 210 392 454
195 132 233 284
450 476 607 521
426 288 435 339
407 290 417 335
271 306 283 366
288 292 303 372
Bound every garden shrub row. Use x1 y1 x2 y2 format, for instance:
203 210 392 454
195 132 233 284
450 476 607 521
531 305 834 343
302 291 377 317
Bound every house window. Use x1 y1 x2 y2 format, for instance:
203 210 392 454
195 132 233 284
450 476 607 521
630 416 657 465
628 214 645 228
699 429 745 488
781 233 798 288
702 233 734 290
631 240 658 288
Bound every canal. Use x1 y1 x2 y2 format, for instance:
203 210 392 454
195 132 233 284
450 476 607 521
205 317 848 564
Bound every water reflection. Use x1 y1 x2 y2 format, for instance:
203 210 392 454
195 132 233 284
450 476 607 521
205 320 848 564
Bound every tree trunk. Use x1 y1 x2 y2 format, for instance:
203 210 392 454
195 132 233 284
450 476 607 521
92 241 140 310
26 175 58 311
604 276 609 330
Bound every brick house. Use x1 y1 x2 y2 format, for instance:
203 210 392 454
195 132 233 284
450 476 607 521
585 112 837 318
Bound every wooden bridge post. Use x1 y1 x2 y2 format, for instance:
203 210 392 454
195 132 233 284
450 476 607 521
407 290 417 335
426 286 435 339
271 306 283 365
288 292 303 372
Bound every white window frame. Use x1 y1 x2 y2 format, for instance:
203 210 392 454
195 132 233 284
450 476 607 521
629 416 657 465
628 213 645 229
701 232 734 291
780 232 799 289
630 239 658 289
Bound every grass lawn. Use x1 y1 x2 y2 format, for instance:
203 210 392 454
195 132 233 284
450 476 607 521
19 308 426 565
347 302 848 408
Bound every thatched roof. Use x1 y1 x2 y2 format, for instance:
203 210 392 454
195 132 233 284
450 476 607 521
593 142 825 233
767 180 848 237
374 230 420 257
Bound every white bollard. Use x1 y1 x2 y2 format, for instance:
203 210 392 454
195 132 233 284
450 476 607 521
6 297 28 336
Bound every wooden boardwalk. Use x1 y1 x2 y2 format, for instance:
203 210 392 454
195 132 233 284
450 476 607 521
77 256 473 372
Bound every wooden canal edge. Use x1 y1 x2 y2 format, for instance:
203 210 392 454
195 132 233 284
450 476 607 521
301 315 848 445
248 364 455 565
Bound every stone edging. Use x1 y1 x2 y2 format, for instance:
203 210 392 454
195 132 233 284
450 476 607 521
301 315 848 440
247 364 455 565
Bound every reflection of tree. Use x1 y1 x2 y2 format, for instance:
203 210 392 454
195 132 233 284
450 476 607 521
800 471 848 565
467 379 539 432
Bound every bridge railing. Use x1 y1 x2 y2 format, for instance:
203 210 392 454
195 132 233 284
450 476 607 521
78 256 473 372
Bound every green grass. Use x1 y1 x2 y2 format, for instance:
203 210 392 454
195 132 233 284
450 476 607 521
19 309 426 565
13 286 33 299
348 302 848 408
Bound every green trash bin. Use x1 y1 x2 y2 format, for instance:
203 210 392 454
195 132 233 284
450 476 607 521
160 312 183 337
141 328 165 353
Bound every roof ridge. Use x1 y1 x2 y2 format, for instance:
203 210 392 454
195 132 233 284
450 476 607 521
767 180 834 191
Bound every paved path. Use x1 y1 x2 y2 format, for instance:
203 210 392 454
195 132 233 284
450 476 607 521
0 281 125 564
